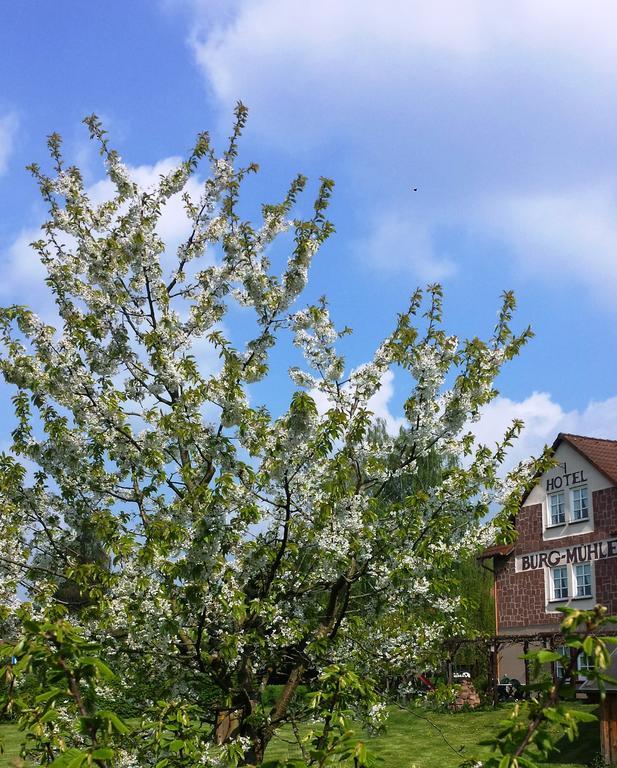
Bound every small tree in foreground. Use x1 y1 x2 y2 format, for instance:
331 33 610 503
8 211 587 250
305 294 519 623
0 106 542 766
473 605 617 768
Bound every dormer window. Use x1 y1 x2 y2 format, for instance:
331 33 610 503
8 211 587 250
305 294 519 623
571 486 589 521
549 492 566 525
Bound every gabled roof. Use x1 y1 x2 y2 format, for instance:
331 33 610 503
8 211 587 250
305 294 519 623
557 433 617 486
518 432 617 506
481 433 617 561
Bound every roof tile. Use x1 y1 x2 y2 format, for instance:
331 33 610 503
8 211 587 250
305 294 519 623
558 433 617 486
478 543 514 560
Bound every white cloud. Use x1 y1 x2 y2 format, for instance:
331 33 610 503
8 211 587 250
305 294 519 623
183 0 617 297
188 0 617 142
484 188 617 306
0 228 54 319
358 210 456 281
0 229 47 296
473 391 617 470
0 112 18 176
189 0 480 144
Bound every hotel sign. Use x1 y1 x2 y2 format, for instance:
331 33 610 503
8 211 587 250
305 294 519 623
515 539 617 573
545 470 587 492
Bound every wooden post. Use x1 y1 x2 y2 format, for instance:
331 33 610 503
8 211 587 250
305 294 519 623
490 640 499 707
523 640 530 687
549 636 557 687
600 692 617 763
487 642 492 704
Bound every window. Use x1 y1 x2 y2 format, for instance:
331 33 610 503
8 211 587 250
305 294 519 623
555 645 570 679
575 563 592 597
544 483 593 532
552 566 569 600
546 561 596 610
571 486 589 521
549 492 566 525
556 648 594 679
577 652 594 675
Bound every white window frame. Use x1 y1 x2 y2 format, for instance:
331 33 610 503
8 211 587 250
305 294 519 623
555 647 594 679
571 485 589 522
549 491 566 526
555 645 570 679
545 484 592 530
546 561 595 608
551 565 569 600
574 562 593 598
577 652 594 676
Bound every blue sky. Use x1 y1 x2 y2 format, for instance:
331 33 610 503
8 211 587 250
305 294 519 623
1 0 617 466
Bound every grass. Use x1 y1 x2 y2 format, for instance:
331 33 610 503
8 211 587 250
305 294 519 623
0 703 600 768
264 703 600 768
0 724 25 768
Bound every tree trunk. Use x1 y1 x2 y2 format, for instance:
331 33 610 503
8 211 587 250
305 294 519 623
239 736 266 767
215 708 242 745
237 665 306 765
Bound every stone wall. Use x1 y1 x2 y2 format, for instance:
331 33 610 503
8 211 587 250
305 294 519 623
495 487 617 632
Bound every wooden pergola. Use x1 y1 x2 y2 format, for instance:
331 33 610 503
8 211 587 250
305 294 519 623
444 631 567 704
444 632 617 760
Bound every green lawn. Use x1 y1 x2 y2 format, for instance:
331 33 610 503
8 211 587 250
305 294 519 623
0 724 25 768
0 704 600 768
264 704 600 768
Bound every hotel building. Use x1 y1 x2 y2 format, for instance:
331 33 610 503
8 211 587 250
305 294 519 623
480 433 617 682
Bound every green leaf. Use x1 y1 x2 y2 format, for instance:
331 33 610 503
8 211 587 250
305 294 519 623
583 636 595 656
99 709 130 734
532 650 563 664
40 709 59 723
12 653 32 674
49 748 88 768
35 687 63 703
570 709 598 723
91 748 115 760
79 656 116 681
544 708 568 724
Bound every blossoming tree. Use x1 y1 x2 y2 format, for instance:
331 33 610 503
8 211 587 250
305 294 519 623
0 106 540 767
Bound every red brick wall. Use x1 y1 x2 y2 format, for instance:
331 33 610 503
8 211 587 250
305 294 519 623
495 487 617 632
